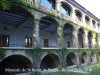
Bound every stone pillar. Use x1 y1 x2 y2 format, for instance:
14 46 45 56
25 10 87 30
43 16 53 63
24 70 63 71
92 32 96 48
34 0 39 8
57 26 64 48
89 18 93 27
82 14 85 25
98 34 100 47
72 30 78 48
83 30 88 48
56 0 62 16
33 19 40 47
72 9 76 23
96 34 99 47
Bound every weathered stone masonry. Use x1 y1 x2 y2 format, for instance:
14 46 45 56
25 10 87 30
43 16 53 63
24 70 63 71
0 0 100 75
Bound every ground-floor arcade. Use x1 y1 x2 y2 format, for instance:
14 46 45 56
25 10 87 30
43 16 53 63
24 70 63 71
0 49 100 75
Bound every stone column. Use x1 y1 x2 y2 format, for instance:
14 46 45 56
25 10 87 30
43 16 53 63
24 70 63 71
89 18 93 27
98 34 100 47
56 0 62 16
82 14 85 25
96 34 99 47
34 0 39 8
92 32 96 48
83 30 88 48
33 19 40 48
72 30 78 48
57 26 64 48
72 9 76 23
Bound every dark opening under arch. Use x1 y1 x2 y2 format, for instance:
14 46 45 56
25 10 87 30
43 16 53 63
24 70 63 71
40 53 61 70
67 53 78 66
81 57 84 64
0 55 33 75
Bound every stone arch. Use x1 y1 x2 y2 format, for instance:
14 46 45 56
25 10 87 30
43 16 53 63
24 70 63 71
0 5 34 48
92 20 96 28
81 52 89 64
63 23 75 31
78 28 84 48
39 0 56 9
40 16 59 26
66 53 78 66
11 5 34 19
39 16 59 48
75 9 83 21
61 1 72 9
61 1 72 16
63 23 75 48
78 28 84 33
4 50 33 64
0 55 33 75
75 9 83 16
90 52 97 64
85 15 90 25
40 53 61 70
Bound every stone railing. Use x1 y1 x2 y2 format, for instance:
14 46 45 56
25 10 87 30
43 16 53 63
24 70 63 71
76 19 84 26
61 13 74 22
39 4 59 16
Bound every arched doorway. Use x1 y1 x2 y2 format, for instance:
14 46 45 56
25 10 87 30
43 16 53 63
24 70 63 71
39 16 58 48
66 53 78 66
0 55 33 75
78 28 84 48
40 53 61 70
63 23 74 48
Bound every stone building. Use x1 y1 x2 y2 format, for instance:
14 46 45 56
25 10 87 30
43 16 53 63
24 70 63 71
0 0 100 75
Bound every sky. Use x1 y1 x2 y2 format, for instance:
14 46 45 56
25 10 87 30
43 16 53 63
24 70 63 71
75 0 100 19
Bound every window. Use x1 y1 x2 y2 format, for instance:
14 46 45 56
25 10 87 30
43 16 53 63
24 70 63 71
75 10 82 21
0 35 9 47
85 16 90 25
61 2 72 16
40 0 56 9
92 20 96 28
25 37 32 47
98 23 100 30
67 41 70 48
44 39 48 47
